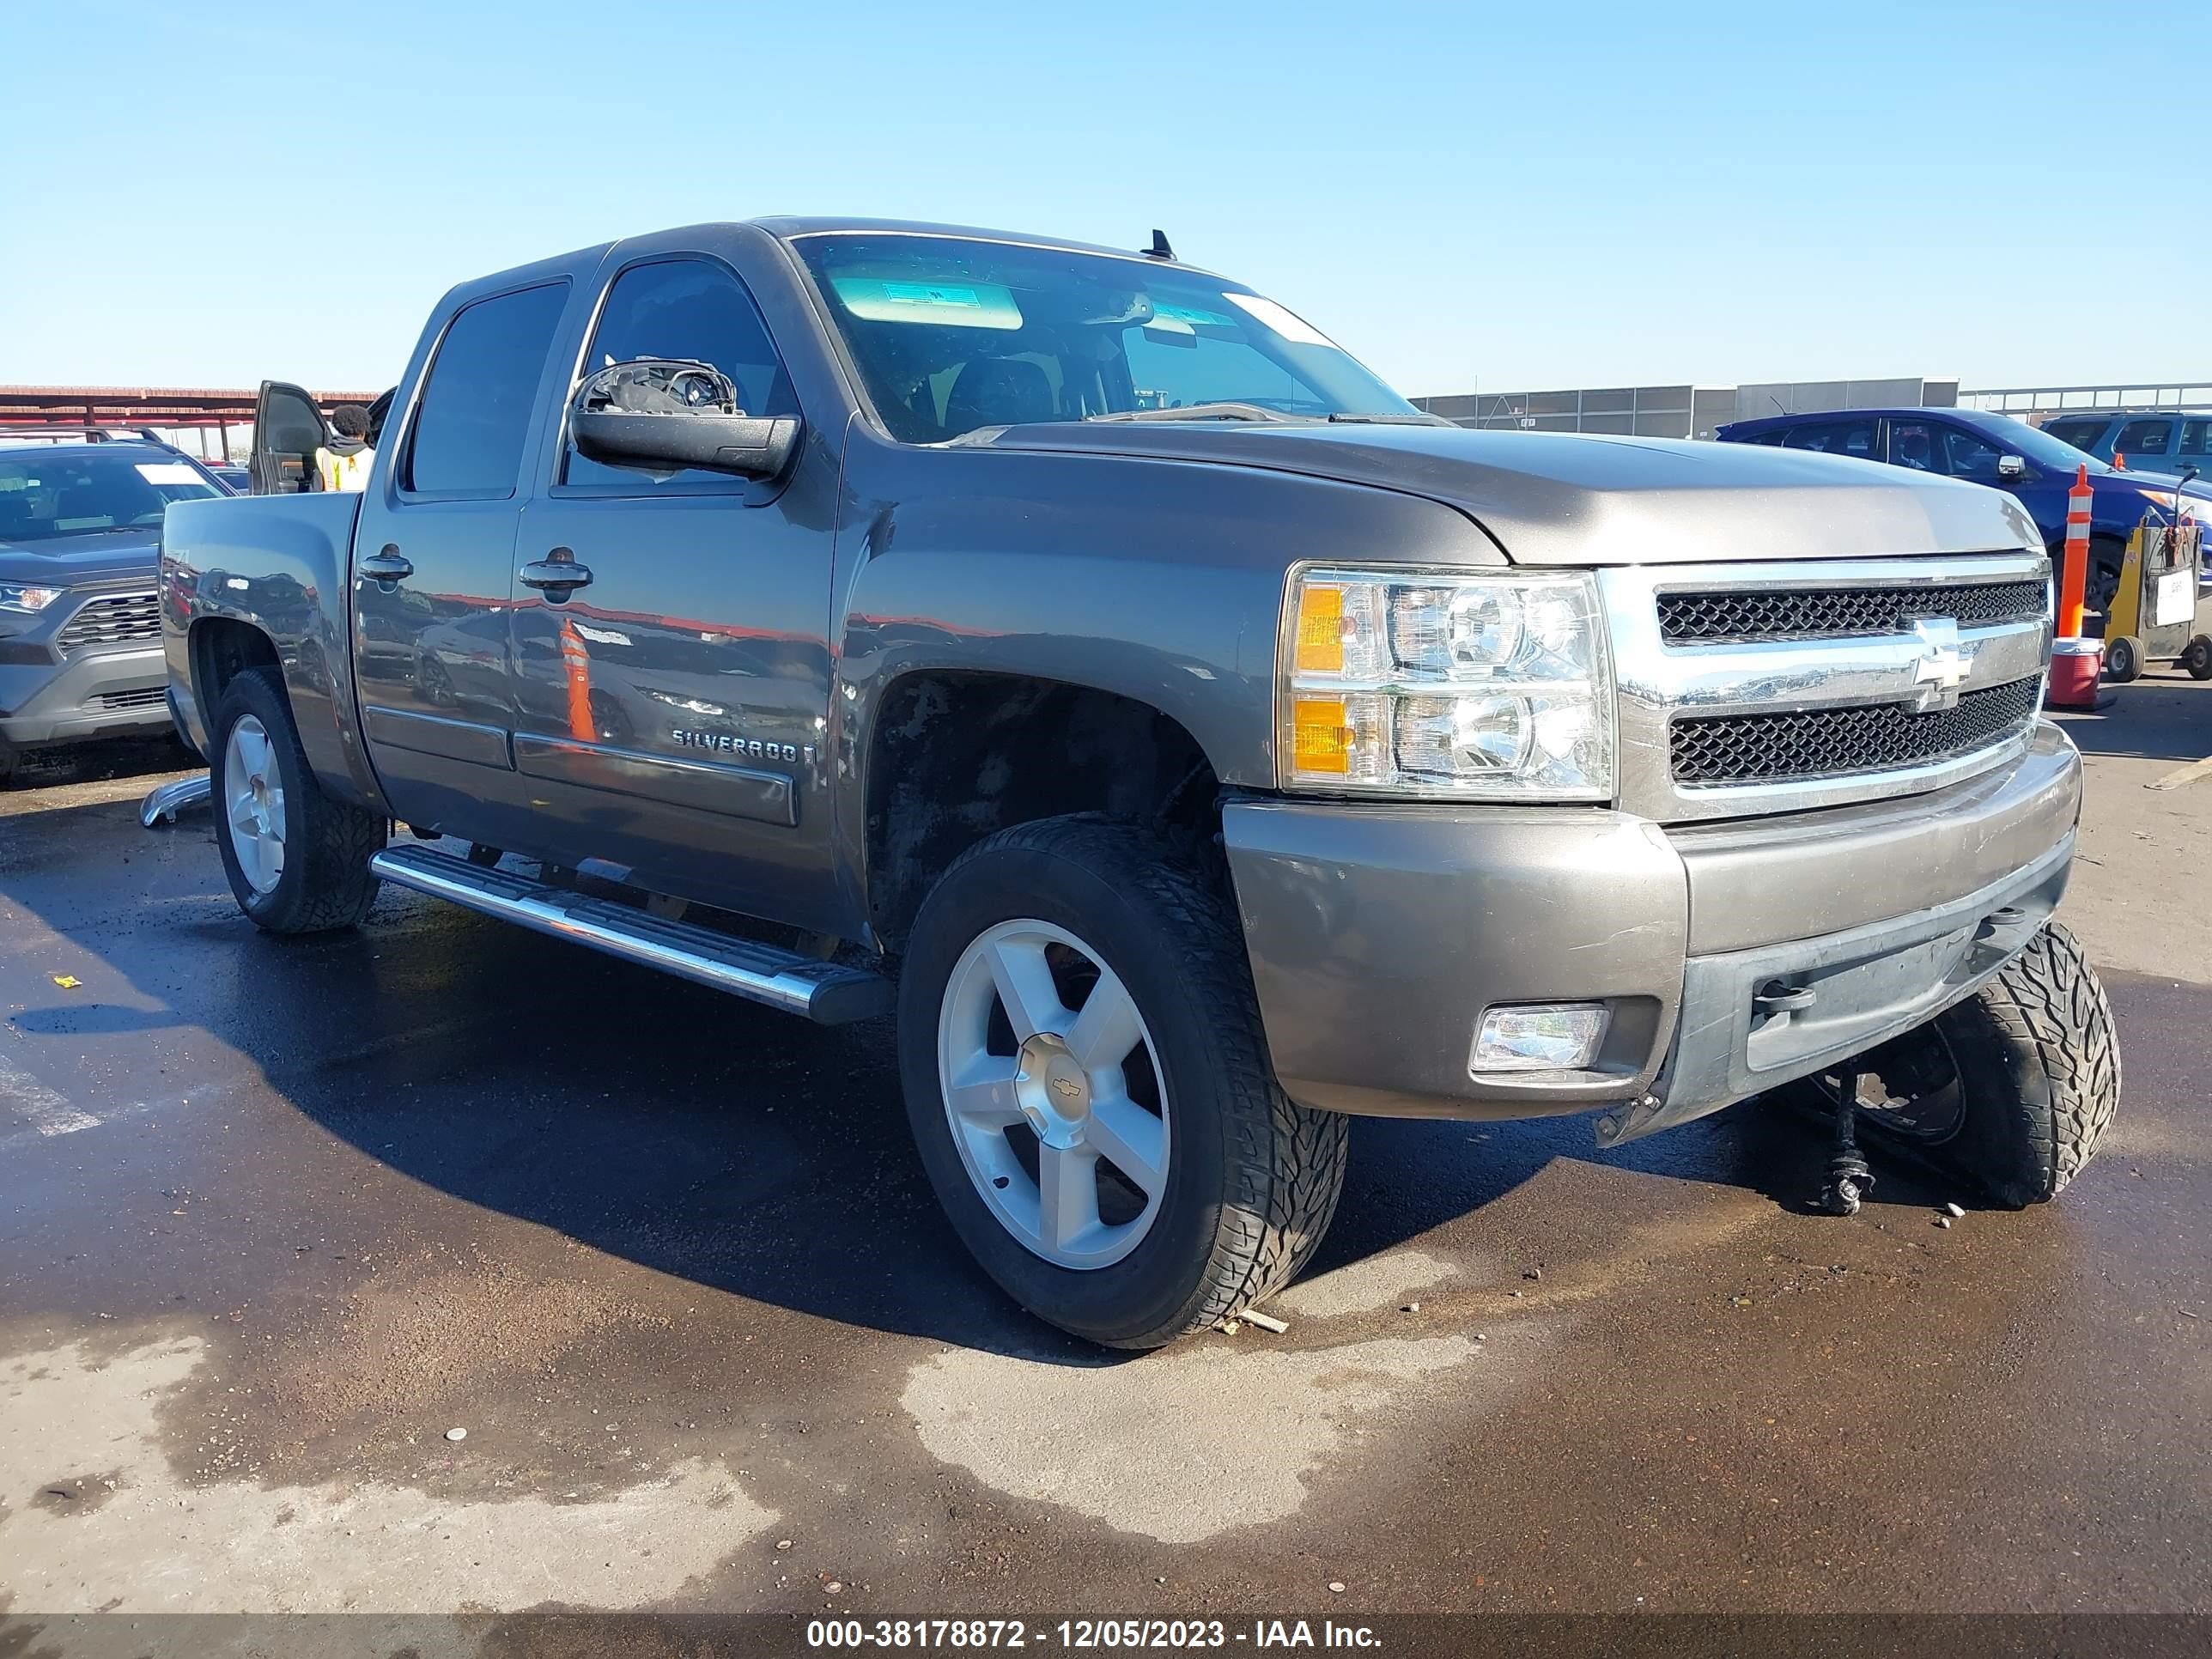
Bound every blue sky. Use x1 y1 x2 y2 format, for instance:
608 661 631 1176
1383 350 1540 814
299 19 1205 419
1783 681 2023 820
10 0 2205 399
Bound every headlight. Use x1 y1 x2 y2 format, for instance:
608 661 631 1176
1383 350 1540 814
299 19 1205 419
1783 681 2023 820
0 583 64 613
1279 567 1613 799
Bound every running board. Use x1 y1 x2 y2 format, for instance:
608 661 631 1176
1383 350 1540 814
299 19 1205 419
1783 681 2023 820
368 844 893 1025
141 772 212 827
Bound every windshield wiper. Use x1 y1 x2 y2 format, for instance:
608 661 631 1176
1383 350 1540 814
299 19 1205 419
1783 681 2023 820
1085 402 1306 424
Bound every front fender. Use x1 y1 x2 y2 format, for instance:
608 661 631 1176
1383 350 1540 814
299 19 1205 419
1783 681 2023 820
825 436 1499 921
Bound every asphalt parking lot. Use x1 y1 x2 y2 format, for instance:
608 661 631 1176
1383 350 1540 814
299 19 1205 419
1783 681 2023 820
1 689 2208 1628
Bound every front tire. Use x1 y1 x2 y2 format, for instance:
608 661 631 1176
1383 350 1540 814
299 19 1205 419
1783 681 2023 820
210 667 387 933
1848 922 2118 1206
2105 634 2142 683
897 817 1348 1348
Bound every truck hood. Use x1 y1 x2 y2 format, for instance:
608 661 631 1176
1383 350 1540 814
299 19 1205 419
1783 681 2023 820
0 528 162 589
982 422 2046 564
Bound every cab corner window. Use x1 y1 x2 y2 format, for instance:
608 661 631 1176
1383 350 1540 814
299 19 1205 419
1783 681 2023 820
562 259 797 489
404 282 569 496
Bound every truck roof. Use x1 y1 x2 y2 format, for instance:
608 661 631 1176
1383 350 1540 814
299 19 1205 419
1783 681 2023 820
456 219 1206 301
751 216 1201 270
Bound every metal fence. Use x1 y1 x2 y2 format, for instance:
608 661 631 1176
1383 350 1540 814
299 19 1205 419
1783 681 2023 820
1958 382 2212 420
1413 378 1959 440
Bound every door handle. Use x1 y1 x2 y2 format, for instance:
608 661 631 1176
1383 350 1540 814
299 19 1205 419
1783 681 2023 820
520 548 592 594
358 545 413 581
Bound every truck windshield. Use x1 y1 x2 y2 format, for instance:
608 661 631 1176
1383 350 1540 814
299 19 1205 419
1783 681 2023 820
0 447 222 544
793 233 1418 442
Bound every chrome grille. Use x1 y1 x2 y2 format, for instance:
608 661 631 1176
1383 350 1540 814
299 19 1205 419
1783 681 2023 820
1598 552 2053 823
1658 579 2048 645
57 591 161 652
1671 677 2042 784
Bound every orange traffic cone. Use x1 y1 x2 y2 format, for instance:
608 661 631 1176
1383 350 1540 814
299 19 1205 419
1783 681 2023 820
2045 464 2108 710
559 617 594 739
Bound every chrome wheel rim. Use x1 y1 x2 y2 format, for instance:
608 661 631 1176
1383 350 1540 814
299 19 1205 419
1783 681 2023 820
938 918 1170 1270
222 714 286 896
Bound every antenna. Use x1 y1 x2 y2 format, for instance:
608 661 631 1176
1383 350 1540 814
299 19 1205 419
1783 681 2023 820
1145 229 1176 262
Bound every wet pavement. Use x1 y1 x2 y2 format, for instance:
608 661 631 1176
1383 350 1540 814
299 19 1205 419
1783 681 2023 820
0 692 2208 1626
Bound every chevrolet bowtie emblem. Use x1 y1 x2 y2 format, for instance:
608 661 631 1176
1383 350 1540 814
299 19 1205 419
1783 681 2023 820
1908 617 1969 713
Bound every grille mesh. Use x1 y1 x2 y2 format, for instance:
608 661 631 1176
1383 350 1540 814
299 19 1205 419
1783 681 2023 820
1671 677 2041 785
1658 580 2047 645
57 591 161 653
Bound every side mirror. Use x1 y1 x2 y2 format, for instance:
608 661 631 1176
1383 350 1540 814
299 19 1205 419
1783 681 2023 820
568 358 800 481
1996 453 2028 481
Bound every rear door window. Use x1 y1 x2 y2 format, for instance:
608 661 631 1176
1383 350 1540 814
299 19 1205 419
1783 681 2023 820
2177 417 2212 459
2114 417 2176 462
404 283 569 496
1885 421 1941 471
1782 419 1876 459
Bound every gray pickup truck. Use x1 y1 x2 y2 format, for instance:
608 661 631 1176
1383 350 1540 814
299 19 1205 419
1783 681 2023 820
161 218 2118 1347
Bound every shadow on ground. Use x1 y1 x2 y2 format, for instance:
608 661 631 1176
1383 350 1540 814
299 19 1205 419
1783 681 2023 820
2053 678 2212 763
0 769 2176 1364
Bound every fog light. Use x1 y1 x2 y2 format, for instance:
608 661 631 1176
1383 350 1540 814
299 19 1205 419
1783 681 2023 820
1473 1003 1610 1073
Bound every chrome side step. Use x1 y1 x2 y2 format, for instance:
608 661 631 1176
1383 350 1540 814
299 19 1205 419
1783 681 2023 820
368 843 893 1025
141 772 212 827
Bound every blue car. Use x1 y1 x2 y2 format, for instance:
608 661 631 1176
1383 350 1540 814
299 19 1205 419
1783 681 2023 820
2038 409 2212 471
1714 405 2212 611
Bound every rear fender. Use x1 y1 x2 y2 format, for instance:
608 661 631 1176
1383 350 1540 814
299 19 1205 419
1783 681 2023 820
162 493 388 814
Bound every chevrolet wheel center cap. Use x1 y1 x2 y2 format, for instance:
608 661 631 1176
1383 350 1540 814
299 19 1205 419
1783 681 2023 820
1014 1034 1091 1149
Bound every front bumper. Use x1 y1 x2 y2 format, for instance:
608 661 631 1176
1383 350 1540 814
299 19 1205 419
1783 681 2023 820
1224 721 2081 1139
0 643 172 748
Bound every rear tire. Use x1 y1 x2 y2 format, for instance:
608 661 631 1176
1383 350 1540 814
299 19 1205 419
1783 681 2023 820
896 816 1348 1348
2087 535 2125 617
2184 635 2212 681
1854 922 2119 1207
210 667 386 933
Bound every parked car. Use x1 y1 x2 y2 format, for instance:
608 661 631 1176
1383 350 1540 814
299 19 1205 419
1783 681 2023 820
204 463 252 494
2039 409 2212 471
1715 405 2212 611
0 433 226 782
160 219 2116 1347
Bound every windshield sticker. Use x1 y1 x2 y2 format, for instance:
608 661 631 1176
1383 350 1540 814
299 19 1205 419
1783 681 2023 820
831 276 1024 331
1152 303 1237 331
1223 293 1335 349
135 462 202 484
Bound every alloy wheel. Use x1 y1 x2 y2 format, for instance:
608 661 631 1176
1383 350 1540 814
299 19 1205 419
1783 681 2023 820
222 714 287 896
937 918 1171 1269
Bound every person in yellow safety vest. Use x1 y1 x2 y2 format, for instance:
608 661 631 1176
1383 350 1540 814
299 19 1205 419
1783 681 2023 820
315 404 375 492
